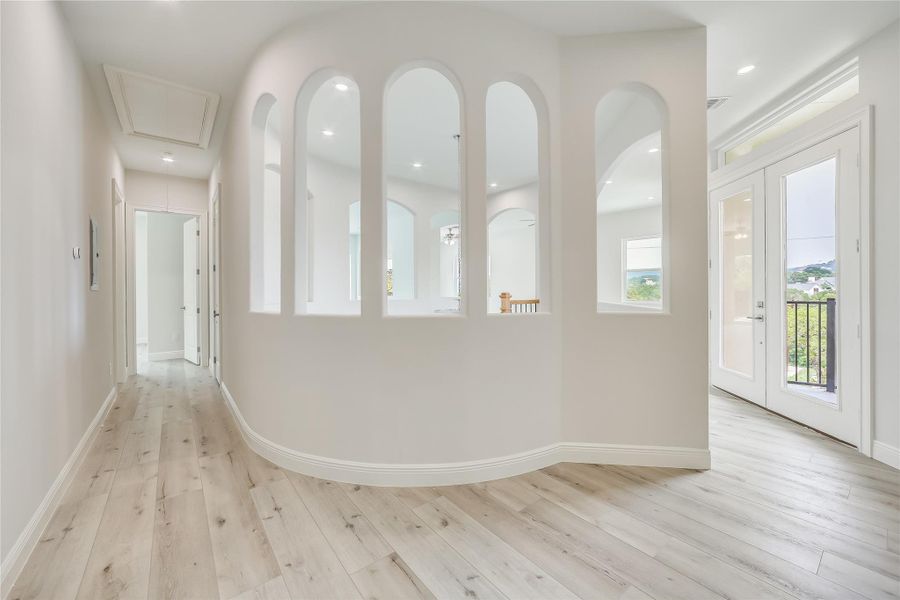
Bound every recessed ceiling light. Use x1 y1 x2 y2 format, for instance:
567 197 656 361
489 182 498 188
162 153 174 163
411 162 423 168
334 83 349 92
648 196 655 200
648 148 659 153
605 180 613 184
322 129 335 136
737 65 756 75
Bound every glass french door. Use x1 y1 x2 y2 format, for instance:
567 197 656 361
710 172 767 406
764 128 860 445
710 127 861 445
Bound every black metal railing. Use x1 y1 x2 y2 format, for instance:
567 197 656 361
786 298 835 392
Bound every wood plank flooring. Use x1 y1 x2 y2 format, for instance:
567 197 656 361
8 360 899 600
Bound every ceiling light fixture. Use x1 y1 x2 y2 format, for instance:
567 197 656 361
411 162 423 168
648 148 659 153
489 182 498 188
334 83 349 92
605 180 613 185
162 152 174 163
737 65 756 75
648 196 655 200
322 129 335 136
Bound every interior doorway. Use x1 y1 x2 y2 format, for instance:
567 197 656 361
710 127 864 446
134 210 201 370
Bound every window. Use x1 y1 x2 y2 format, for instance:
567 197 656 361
486 82 540 313
596 85 666 312
300 75 360 315
623 237 662 304
720 59 859 166
250 95 280 313
384 67 461 315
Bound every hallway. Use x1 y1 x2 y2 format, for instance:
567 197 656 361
8 362 898 600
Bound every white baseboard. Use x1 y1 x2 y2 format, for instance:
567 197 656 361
1 385 117 598
221 384 710 487
149 350 184 361
872 440 900 470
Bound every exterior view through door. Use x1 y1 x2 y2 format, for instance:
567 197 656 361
710 127 863 446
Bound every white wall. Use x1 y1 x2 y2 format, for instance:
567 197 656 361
561 28 709 449
135 212 149 343
596 206 663 310
1 0 124 570
207 3 707 478
145 212 194 357
124 170 210 371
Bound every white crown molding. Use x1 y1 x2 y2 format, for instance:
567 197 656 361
872 441 900 470
221 383 710 487
103 64 220 149
1 386 117 599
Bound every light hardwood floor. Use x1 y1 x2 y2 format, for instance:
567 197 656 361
8 360 899 600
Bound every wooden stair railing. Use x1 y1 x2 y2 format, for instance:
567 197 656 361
499 292 540 313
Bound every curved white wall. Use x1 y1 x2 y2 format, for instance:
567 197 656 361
208 4 709 485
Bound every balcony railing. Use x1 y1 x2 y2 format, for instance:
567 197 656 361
786 298 835 392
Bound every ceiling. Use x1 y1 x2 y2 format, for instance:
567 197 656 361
597 132 663 214
59 1 898 181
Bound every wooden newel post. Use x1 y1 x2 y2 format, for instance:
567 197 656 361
500 292 511 314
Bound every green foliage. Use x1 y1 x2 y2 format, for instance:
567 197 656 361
626 272 661 302
785 300 832 385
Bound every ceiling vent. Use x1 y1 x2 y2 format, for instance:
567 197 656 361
707 96 730 111
104 65 220 149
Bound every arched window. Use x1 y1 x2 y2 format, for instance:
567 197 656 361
250 94 280 313
595 85 667 312
384 66 461 315
486 82 540 313
299 75 361 315
349 199 414 301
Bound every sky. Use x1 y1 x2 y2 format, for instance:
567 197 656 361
785 157 837 270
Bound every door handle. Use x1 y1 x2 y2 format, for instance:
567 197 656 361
746 315 764 321
180 306 186 310
213 311 220 318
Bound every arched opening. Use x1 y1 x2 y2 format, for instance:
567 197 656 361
384 66 462 315
300 74 361 315
595 85 667 312
250 94 281 313
486 81 540 313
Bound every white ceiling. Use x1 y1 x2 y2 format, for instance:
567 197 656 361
597 132 663 214
59 1 898 181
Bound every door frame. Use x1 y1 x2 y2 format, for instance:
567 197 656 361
182 216 202 365
210 183 222 383
709 105 873 456
112 179 127 383
125 204 209 374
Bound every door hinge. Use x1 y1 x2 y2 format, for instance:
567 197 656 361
856 239 860 253
213 264 216 272
197 346 200 353
709 309 712 320
196 230 200 237
196 268 200 275
709 259 712 269
196 307 200 314
213 356 217 364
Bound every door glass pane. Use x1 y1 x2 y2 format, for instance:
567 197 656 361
783 157 837 404
720 189 754 376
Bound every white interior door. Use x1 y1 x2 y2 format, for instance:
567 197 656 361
212 192 222 382
764 128 861 445
709 171 766 405
183 217 200 365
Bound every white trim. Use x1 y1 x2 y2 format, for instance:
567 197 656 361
708 106 873 458
149 350 185 361
221 384 710 487
0 386 117 598
711 57 859 170
872 441 900 470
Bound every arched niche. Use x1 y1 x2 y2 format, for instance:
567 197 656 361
296 72 361 315
595 83 668 313
486 80 541 313
250 93 281 313
384 64 462 315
